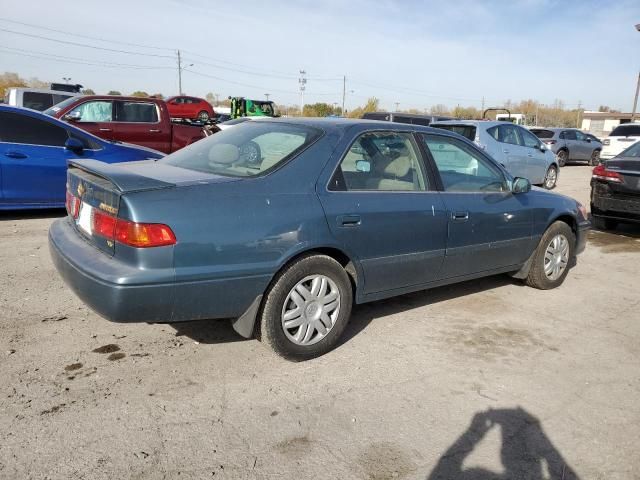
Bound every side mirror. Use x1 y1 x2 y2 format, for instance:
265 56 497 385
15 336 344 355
538 144 546 151
65 137 84 154
355 160 371 173
586 138 592 143
512 177 531 194
63 111 82 122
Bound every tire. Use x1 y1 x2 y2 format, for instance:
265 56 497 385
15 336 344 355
197 110 210 122
259 254 353 360
543 165 558 190
556 149 568 167
590 150 600 166
525 221 575 290
592 215 617 231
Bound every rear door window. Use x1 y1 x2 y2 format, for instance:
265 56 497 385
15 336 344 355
563 130 577 140
498 124 522 146
116 102 159 123
519 128 541 148
0 111 69 146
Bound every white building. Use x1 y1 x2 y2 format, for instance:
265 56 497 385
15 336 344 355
581 111 636 138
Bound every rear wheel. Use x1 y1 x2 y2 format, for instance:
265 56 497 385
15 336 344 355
592 215 617 231
543 165 558 190
526 221 575 290
259 255 353 360
197 110 210 122
556 149 568 167
590 150 600 166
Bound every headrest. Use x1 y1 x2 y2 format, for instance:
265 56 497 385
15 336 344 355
382 156 411 178
208 143 239 165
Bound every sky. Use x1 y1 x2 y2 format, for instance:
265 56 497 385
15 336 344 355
1 0 639 112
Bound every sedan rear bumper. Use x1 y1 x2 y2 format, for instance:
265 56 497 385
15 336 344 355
591 194 640 224
49 218 271 324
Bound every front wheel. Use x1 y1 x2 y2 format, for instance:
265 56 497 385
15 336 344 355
590 150 600 166
543 165 558 190
525 221 575 290
259 255 353 360
556 150 568 167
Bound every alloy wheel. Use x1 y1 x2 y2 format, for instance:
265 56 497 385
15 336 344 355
544 166 557 189
556 151 567 167
543 234 569 281
281 275 340 346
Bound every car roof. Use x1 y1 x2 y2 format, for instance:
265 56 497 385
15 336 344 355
431 120 505 127
69 95 162 102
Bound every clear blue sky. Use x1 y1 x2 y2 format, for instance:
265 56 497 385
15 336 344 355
1 0 638 112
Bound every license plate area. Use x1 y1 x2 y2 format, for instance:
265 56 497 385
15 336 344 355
76 202 93 235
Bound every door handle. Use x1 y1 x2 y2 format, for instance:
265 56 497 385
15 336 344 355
99 128 112 132
4 151 27 159
149 129 160 133
503 149 509 154
527 153 533 157
451 211 469 221
338 214 361 227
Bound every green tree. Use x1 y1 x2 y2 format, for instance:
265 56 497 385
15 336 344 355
303 102 339 117
130 91 149 97
347 97 379 118
107 90 121 95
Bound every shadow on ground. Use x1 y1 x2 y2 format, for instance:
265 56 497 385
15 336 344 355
171 274 523 346
427 407 580 480
0 208 66 221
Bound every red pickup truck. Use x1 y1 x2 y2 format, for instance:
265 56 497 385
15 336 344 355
45 96 208 154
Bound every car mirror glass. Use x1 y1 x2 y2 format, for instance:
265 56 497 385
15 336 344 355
512 177 531 194
356 160 371 173
64 111 82 122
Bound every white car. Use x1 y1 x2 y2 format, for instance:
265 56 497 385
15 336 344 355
3 87 81 112
601 123 640 160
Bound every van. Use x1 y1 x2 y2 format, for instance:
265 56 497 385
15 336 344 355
3 88 81 111
362 111 454 126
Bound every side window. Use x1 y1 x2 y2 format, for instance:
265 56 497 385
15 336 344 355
69 101 113 122
487 126 499 141
23 92 55 111
421 134 508 193
498 124 522 146
575 131 585 141
0 111 69 146
564 130 577 140
559 131 565 140
519 128 541 149
117 102 159 123
329 131 427 192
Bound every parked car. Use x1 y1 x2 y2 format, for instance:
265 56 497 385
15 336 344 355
362 112 453 126
49 119 589 360
590 140 640 230
431 121 559 189
166 96 215 122
0 105 163 210
529 127 602 166
45 96 207 154
4 87 81 111
601 123 640 160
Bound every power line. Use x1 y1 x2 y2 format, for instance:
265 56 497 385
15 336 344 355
0 17 174 52
0 27 175 58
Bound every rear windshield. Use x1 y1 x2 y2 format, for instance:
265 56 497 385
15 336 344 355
530 129 555 139
431 124 476 141
163 122 322 177
618 142 640 158
610 124 640 136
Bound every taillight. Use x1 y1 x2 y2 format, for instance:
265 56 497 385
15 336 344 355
543 139 556 145
592 164 623 183
603 139 610 145
92 210 176 248
65 191 80 219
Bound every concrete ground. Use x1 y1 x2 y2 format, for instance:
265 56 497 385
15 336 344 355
1 165 639 479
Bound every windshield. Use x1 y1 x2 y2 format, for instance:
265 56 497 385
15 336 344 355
530 129 555 139
431 124 476 141
43 96 79 116
618 141 640 158
610 124 640 137
163 122 322 177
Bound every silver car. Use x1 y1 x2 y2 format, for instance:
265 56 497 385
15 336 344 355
530 127 602 166
431 121 560 189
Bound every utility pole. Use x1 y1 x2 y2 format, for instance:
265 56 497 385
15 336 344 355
394 102 400 112
299 70 307 115
177 50 182 95
576 100 582 128
342 75 346 115
481 96 485 112
265 93 270 101
63 77 71 84
631 72 640 121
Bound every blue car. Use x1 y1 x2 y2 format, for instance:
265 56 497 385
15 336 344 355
49 119 589 360
0 105 163 210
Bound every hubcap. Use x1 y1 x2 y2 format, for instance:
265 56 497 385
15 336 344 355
545 167 557 189
281 275 340 346
544 234 569 281
199 112 209 121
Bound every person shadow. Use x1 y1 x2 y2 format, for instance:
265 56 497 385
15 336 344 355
427 407 580 480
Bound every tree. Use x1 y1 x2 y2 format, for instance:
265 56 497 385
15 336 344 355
0 72 27 98
206 92 216 105
130 91 149 97
302 102 340 117
347 97 379 118
107 90 122 95
429 104 449 115
81 88 95 95
150 93 164 99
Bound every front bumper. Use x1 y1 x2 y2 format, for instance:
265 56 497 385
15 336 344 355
575 219 590 255
49 218 271 324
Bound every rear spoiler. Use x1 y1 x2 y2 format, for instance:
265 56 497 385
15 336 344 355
68 159 175 194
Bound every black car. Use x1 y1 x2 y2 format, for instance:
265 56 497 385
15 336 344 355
591 140 640 229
